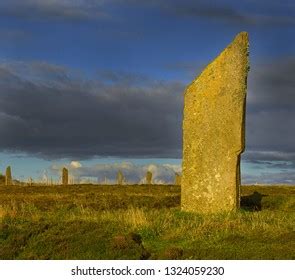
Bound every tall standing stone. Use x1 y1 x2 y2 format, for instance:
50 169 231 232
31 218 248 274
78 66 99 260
62 167 68 185
182 32 249 213
117 170 124 185
5 166 12 186
146 171 153 185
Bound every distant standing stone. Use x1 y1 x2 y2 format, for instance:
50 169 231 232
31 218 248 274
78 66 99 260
28 177 33 186
62 167 68 185
5 166 12 186
146 171 153 185
181 32 249 213
117 170 124 185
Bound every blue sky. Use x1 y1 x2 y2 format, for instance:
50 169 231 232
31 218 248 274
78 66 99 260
0 0 295 184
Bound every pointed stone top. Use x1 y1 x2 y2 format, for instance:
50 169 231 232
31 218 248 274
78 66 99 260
187 32 249 95
233 31 248 43
226 31 249 64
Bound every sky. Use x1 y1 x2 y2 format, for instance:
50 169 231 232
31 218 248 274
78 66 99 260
0 0 295 184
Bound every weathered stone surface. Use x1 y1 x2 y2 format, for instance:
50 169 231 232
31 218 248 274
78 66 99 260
62 167 68 185
5 166 12 185
146 171 153 185
117 170 124 185
181 32 249 213
175 173 181 186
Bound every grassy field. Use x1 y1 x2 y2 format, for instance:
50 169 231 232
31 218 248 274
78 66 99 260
0 184 294 260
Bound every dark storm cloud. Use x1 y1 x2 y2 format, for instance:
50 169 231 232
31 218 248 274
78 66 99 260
0 0 107 21
0 61 183 159
1 0 294 26
244 57 295 163
1 56 295 162
247 58 295 109
116 0 295 26
96 70 150 85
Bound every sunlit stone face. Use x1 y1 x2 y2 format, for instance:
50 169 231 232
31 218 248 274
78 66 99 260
181 32 249 213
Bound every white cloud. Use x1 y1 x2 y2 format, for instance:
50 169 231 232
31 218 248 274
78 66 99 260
70 161 82 168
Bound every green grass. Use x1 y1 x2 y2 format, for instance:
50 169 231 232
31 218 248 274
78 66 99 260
0 184 294 259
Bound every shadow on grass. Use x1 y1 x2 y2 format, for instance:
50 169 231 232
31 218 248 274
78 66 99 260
240 191 268 211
